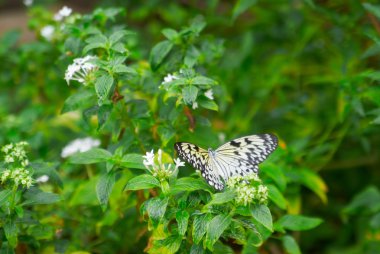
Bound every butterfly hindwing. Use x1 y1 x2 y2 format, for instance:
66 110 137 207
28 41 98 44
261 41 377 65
174 142 224 190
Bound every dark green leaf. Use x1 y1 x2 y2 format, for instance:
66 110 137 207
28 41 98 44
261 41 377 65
95 74 114 105
170 177 213 194
146 196 168 227
205 214 232 250
193 214 212 244
207 190 236 206
182 86 199 104
198 98 218 111
22 188 60 206
282 235 301 254
4 219 18 247
96 170 116 210
176 210 190 235
61 90 95 113
119 154 145 169
69 148 112 164
162 28 178 41
124 174 160 190
0 189 12 206
267 184 287 210
150 40 173 71
275 215 323 232
190 244 204 254
251 204 273 232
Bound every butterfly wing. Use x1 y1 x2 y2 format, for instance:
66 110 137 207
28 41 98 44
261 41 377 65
174 142 224 190
213 134 278 179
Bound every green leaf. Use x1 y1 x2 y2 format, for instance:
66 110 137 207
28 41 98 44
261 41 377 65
146 196 168 227
61 90 95 114
251 204 273 232
232 0 258 21
4 219 18 247
109 30 129 44
157 125 175 147
191 76 217 87
267 184 287 210
95 74 114 105
363 3 380 19
83 42 106 53
205 214 232 250
162 28 178 41
182 86 199 105
97 103 113 130
119 154 145 169
0 189 12 206
176 210 190 235
111 42 127 53
149 40 173 71
112 65 137 75
193 214 212 244
207 190 236 206
296 168 327 203
190 244 205 254
96 170 116 210
154 234 182 254
282 235 301 254
275 215 323 232
69 148 112 164
261 163 287 191
343 186 380 214
124 174 160 191
22 188 60 206
170 177 213 193
198 98 219 111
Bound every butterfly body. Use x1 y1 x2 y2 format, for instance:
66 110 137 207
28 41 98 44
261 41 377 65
174 134 278 190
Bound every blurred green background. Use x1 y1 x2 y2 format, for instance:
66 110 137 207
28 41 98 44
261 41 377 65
1 0 380 253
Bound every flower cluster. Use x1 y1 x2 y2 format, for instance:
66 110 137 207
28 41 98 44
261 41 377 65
2 142 29 166
227 173 268 206
64 56 98 85
1 168 33 188
1 142 33 188
143 149 185 182
61 137 101 158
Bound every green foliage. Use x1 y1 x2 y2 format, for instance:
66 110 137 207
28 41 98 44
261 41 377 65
0 0 379 253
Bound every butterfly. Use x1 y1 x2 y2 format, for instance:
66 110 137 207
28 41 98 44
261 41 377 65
174 134 278 190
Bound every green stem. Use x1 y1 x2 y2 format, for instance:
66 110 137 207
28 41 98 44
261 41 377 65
9 184 18 214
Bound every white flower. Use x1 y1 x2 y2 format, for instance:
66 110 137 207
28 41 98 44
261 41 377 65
54 6 72 21
192 102 198 109
204 89 214 100
162 74 178 84
23 0 33 6
174 158 185 170
41 25 55 41
65 56 97 85
143 150 155 166
61 137 101 158
36 175 49 183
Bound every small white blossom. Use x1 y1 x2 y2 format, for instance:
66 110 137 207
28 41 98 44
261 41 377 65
36 175 49 183
162 74 178 84
54 6 72 21
143 150 155 167
65 56 97 85
61 137 101 158
41 25 55 41
204 89 214 100
174 158 185 170
23 0 33 6
192 102 198 109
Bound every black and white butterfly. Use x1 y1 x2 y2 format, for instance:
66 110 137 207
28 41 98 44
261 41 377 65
174 134 278 190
